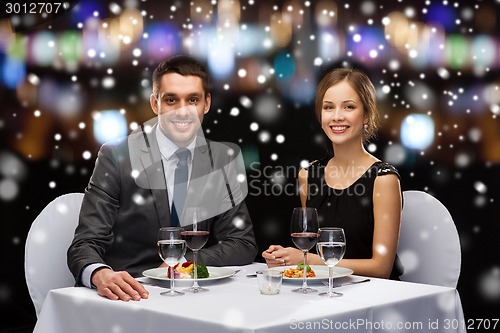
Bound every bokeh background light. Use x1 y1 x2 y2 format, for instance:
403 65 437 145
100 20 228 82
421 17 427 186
424 3 458 32
208 41 235 79
273 51 295 81
93 110 128 144
348 26 387 64
144 23 179 61
1 57 26 88
59 30 83 67
400 114 435 150
29 32 57 66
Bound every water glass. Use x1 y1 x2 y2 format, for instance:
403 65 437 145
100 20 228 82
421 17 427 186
257 270 283 295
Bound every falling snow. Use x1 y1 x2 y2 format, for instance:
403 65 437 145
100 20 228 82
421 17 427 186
0 0 499 325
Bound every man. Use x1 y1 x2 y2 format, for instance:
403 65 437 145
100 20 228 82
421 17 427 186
68 55 258 301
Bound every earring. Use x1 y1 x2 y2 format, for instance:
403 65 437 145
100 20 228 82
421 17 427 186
363 124 369 131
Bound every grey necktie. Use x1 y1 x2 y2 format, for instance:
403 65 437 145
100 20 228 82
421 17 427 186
171 148 191 227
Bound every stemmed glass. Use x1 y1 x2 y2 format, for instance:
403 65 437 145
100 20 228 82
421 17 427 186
181 207 210 293
290 207 319 293
157 227 187 296
316 227 346 297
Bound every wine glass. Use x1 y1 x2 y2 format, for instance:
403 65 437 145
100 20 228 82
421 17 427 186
181 207 210 293
290 207 319 293
157 227 187 296
316 227 346 297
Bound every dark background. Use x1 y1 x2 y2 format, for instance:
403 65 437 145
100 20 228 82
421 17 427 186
1 1 499 331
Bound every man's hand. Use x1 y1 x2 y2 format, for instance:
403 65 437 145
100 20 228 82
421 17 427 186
91 268 149 301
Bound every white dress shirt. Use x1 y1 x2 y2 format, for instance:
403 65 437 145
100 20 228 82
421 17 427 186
155 126 195 211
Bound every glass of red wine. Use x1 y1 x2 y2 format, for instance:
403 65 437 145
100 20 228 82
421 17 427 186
181 207 210 293
290 207 319 293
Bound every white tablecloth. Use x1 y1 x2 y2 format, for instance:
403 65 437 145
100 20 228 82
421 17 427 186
34 263 465 333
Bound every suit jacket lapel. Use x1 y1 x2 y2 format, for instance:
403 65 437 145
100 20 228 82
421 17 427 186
185 136 211 210
191 136 211 178
139 123 171 228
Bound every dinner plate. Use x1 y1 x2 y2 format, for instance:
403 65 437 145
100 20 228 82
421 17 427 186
142 266 236 282
271 265 354 282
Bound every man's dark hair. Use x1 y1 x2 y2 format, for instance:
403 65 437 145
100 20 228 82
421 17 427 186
152 55 211 96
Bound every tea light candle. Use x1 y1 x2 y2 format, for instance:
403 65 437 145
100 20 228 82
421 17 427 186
260 284 279 295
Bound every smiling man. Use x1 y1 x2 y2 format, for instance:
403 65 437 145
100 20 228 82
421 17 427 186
151 66 210 148
67 55 258 302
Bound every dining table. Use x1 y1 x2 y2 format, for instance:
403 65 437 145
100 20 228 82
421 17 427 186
33 262 466 333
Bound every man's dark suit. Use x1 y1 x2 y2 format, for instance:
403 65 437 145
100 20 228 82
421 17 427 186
67 122 258 284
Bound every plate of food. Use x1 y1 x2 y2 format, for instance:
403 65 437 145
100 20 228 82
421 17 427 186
142 261 236 283
270 263 353 282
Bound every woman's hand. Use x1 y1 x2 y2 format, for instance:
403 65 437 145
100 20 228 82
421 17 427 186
262 245 304 267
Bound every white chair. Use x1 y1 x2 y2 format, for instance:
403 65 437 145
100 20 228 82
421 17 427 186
398 190 461 288
25 193 84 317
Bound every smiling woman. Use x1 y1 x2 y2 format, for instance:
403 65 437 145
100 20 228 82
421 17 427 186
314 68 379 144
263 67 403 281
320 80 366 146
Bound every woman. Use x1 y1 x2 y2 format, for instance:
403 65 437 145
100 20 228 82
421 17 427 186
263 67 403 279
